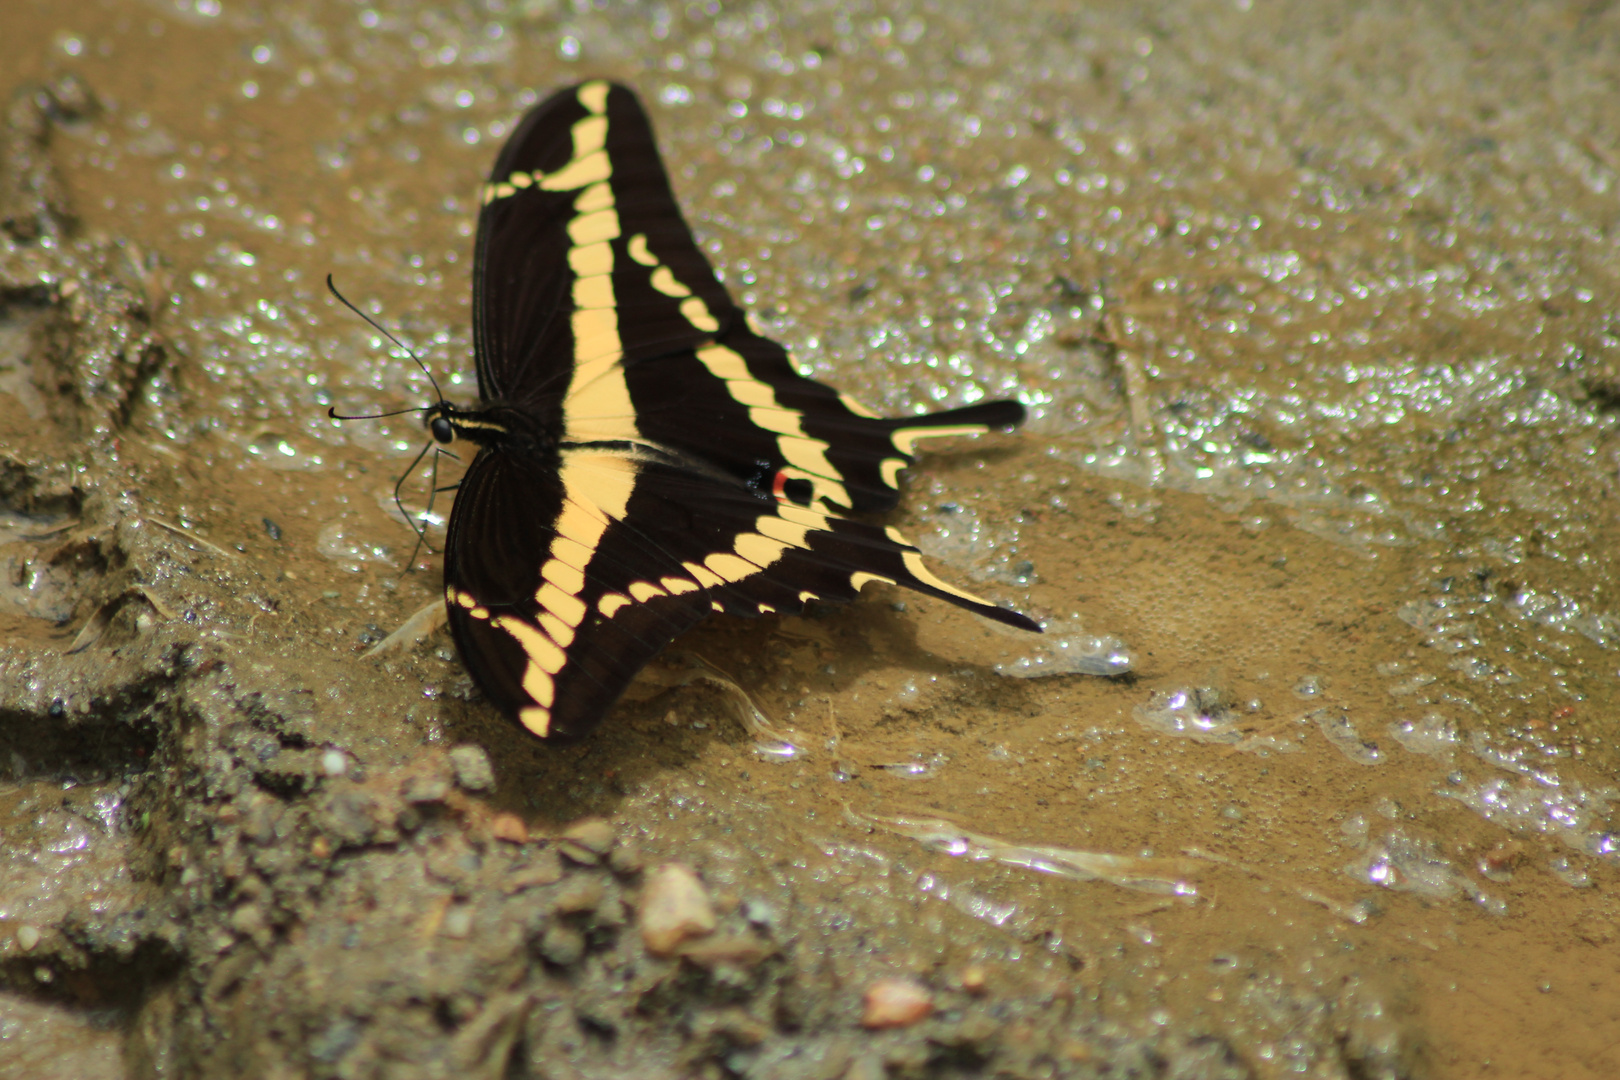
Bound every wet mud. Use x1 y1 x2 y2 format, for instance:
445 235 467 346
3 1 1620 1077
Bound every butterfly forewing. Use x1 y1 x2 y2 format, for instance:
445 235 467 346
446 79 1038 740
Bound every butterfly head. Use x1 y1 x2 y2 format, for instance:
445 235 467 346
428 408 456 445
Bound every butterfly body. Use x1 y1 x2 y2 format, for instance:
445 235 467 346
438 79 1039 741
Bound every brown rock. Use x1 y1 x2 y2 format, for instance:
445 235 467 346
861 978 934 1029
490 813 529 844
638 863 716 956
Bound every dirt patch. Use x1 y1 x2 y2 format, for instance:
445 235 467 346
3 2 1620 1078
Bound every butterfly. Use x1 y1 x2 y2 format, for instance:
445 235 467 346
415 79 1038 741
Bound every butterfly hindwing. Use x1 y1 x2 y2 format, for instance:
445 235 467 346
446 79 1039 740
444 445 1035 740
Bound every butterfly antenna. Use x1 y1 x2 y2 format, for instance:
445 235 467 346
327 404 430 421
325 274 445 403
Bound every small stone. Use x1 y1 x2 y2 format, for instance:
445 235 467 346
677 932 774 969
959 963 988 994
639 863 716 956
321 749 348 777
441 904 474 939
561 817 615 857
228 904 267 938
552 875 607 916
449 745 495 792
539 923 586 966
15 925 40 951
401 774 450 805
861 978 934 1029
608 839 644 876
503 850 564 893
490 812 529 844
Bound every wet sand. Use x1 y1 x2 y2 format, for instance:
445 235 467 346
2 1 1619 1076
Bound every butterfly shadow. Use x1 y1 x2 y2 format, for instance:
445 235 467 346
432 592 1046 828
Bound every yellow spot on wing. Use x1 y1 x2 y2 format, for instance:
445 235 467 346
850 571 895 591
599 593 631 617
519 706 552 737
509 171 533 189
569 242 613 277
578 80 610 114
538 611 575 647
568 207 620 246
724 379 775 408
753 514 815 548
542 559 585 595
880 458 907 487
695 344 749 380
627 233 657 266
539 149 611 191
734 532 792 567
683 561 725 589
891 424 989 455
628 581 666 601
493 618 563 674
900 550 998 606
747 406 807 436
649 265 691 297
662 576 699 595
839 393 880 418
575 180 614 213
680 297 719 331
776 503 832 529
573 273 615 310
571 310 622 366
705 552 758 582
538 581 588 628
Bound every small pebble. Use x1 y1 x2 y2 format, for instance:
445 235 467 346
15 925 40 951
558 817 615 864
503 850 564 893
639 863 716 956
608 839 644 876
321 750 348 777
490 812 529 844
677 933 774 969
959 964 988 994
539 923 586 966
448 745 495 792
441 905 474 939
861 978 934 1029
400 774 450 805
552 875 607 916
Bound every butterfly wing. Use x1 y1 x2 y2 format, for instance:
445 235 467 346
443 445 1038 741
454 79 1039 740
473 79 1025 508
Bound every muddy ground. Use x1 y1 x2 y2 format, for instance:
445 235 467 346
2 1 1620 1077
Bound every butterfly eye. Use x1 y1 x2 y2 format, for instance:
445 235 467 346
429 416 455 444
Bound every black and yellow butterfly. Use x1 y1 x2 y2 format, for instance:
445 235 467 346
421 79 1038 741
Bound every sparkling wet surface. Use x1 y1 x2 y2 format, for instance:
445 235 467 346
3 0 1620 1076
